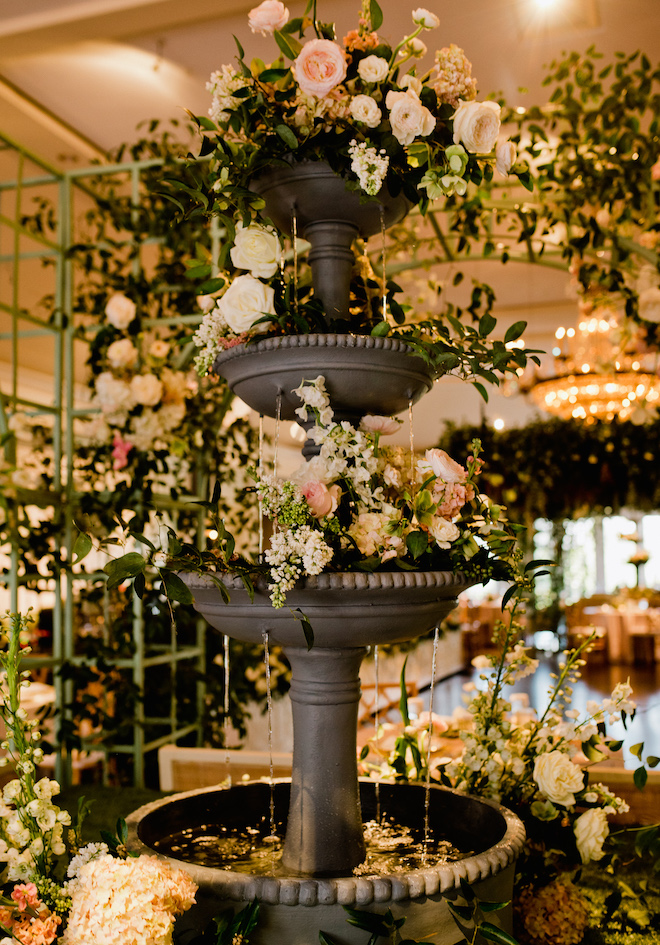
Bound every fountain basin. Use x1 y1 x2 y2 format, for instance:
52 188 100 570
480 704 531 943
127 780 525 945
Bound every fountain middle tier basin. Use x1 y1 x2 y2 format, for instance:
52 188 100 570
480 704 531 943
127 779 525 945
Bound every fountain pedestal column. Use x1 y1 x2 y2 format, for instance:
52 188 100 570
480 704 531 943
283 645 367 876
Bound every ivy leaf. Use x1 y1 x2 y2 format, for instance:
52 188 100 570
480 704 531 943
72 531 92 564
479 922 521 945
369 0 383 30
161 572 194 605
634 766 648 791
273 29 302 59
275 124 299 149
290 608 314 650
103 553 146 591
504 320 527 344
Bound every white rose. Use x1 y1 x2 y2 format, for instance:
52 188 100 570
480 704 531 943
357 55 389 84
496 139 517 176
386 89 436 146
290 455 335 486
400 74 423 97
130 373 163 407
107 338 138 370
412 8 440 28
230 223 281 279
452 100 501 153
217 274 275 335
533 750 584 807
427 516 460 548
95 372 133 413
248 0 289 35
349 94 382 128
105 292 136 330
574 808 609 864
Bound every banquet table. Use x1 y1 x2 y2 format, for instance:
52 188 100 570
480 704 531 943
582 605 660 663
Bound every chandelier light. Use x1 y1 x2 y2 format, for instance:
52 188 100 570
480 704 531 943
524 296 660 423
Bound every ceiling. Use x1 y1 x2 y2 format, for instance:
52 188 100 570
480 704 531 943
2 0 660 449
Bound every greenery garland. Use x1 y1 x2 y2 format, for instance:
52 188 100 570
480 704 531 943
440 417 660 525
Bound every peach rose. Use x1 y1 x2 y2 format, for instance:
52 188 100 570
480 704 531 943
248 0 289 35
293 39 347 98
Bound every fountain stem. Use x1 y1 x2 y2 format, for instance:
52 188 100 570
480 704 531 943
282 645 368 876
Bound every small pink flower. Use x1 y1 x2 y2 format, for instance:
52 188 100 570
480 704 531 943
360 415 402 436
248 0 289 35
111 435 133 470
301 481 341 518
293 39 347 98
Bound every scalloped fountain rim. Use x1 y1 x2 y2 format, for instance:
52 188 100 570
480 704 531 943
183 569 472 594
127 783 526 907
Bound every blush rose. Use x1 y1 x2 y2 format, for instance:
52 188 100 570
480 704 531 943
248 0 289 35
293 39 347 98
301 481 341 518
385 90 436 146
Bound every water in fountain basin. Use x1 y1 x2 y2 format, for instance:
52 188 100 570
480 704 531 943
150 814 470 876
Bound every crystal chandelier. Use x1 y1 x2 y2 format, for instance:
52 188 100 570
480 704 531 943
524 294 660 423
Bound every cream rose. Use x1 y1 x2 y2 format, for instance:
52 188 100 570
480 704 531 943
418 448 466 483
349 94 382 128
105 292 136 330
533 750 584 807
230 223 281 279
95 373 133 414
427 516 460 548
293 39 347 98
217 274 275 335
357 55 389 84
248 0 289 35
496 139 517 176
386 89 436 146
149 339 170 360
130 373 163 407
574 808 609 864
107 338 138 370
452 100 501 153
301 481 341 518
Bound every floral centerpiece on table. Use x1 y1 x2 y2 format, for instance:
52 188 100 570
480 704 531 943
182 0 535 384
0 612 198 945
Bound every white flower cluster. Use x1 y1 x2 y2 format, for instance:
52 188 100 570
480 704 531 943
207 65 250 126
348 140 390 196
0 775 71 881
265 526 333 607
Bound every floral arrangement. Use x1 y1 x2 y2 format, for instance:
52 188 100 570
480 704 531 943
359 606 659 945
0 612 198 945
183 0 536 383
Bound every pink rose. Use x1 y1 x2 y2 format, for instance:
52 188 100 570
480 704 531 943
293 39 347 98
301 481 341 518
360 415 402 435
419 448 467 483
112 436 133 470
248 0 289 35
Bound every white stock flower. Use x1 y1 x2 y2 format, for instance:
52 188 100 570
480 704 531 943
349 94 382 128
358 55 390 83
217 274 275 335
412 8 440 28
533 750 584 807
130 373 163 407
230 223 281 279
452 100 501 153
107 337 138 370
105 292 136 329
574 807 609 864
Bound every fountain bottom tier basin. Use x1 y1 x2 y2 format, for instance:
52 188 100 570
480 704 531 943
127 779 525 945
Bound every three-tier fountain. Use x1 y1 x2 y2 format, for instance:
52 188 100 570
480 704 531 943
126 163 525 944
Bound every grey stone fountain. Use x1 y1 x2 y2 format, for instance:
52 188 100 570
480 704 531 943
126 167 525 944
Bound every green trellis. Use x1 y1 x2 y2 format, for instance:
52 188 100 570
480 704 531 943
0 131 228 788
